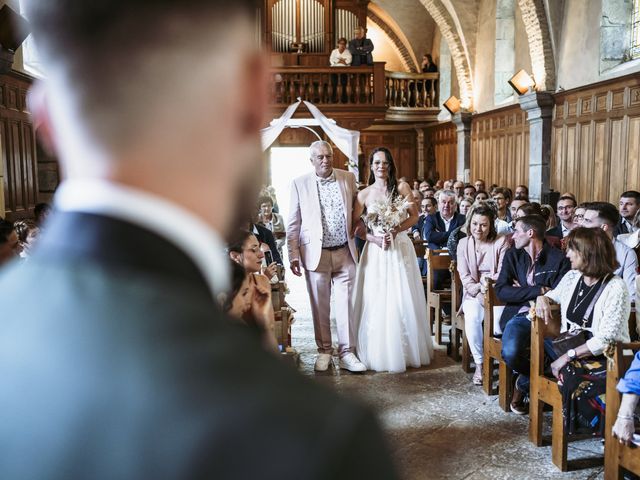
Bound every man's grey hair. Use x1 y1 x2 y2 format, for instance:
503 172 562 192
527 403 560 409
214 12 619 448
438 189 456 201
309 141 333 158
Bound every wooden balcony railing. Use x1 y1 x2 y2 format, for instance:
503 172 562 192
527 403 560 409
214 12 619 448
385 71 439 122
269 62 386 107
268 64 440 122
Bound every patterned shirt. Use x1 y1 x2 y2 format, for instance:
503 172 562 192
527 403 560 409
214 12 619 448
316 172 348 248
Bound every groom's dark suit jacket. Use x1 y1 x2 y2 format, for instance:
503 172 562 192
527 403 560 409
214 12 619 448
0 212 398 480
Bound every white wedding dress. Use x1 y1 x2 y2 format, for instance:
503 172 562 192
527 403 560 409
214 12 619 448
352 227 434 373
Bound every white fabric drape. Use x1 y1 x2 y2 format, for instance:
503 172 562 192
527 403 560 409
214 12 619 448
260 99 360 177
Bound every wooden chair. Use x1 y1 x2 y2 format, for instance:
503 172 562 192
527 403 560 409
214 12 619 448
604 341 640 480
271 271 294 351
449 261 472 372
425 249 452 345
482 281 513 411
529 305 566 470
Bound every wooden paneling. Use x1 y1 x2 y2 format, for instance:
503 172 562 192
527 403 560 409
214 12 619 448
424 122 456 182
1 71 39 220
359 128 417 183
470 104 529 190
551 73 640 203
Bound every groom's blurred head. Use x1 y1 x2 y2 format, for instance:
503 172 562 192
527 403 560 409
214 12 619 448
310 141 334 178
25 0 265 239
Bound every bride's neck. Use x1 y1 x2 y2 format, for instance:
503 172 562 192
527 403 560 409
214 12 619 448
373 177 388 189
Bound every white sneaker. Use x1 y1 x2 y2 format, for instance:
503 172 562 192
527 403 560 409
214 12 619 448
314 353 333 372
339 353 367 372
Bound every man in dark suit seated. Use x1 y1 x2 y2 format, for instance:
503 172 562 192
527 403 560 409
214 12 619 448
0 2 398 479
420 190 465 277
614 190 640 236
348 26 374 66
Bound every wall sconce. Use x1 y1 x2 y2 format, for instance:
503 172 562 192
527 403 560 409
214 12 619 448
508 69 535 95
443 95 461 115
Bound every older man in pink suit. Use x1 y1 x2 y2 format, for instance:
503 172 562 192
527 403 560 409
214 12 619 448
287 141 366 372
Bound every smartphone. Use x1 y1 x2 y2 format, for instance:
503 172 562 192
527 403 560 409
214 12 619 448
264 250 274 265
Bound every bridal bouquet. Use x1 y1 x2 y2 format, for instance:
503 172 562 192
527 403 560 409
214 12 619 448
363 193 410 246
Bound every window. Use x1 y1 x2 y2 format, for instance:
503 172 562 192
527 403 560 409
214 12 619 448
632 0 640 59
18 0 44 77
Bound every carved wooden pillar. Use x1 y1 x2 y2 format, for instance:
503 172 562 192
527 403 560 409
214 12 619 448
415 127 425 179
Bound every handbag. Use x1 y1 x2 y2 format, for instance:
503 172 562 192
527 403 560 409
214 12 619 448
551 274 611 357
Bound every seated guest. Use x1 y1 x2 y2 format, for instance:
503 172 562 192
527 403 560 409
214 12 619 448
497 215 571 414
459 196 473 216
475 190 489 202
423 186 436 198
228 230 278 280
413 197 437 240
257 195 285 260
515 185 528 199
612 276 640 445
453 181 464 199
33 202 51 227
422 189 465 273
443 179 454 191
434 179 444 190
508 195 529 225
617 209 640 252
474 179 486 192
535 227 630 435
492 187 512 223
13 219 40 259
419 181 431 195
582 202 637 301
246 219 282 265
222 260 279 353
463 184 476 199
348 27 374 66
0 220 20 266
514 202 562 249
412 189 423 204
547 195 576 238
541 204 557 231
573 202 588 226
615 190 640 235
457 204 509 385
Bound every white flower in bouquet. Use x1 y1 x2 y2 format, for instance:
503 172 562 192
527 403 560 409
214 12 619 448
363 192 410 234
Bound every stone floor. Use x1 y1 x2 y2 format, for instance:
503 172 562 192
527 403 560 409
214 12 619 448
285 271 605 480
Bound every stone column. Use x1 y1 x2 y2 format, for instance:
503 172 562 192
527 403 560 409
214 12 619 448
519 91 554 203
452 112 472 183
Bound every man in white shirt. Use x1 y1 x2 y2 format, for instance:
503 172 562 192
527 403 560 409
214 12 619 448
583 202 637 301
330 37 351 103
330 37 352 67
547 195 576 238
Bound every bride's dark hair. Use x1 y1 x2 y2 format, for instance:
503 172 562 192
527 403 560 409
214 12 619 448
368 147 398 196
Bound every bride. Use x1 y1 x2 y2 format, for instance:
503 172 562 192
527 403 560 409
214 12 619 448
352 147 434 372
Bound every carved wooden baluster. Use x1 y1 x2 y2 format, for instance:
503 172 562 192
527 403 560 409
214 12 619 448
364 73 371 104
394 79 400 106
354 74 361 104
318 74 324 103
328 74 335 103
288 76 295 104
422 78 428 107
345 75 352 104
299 74 305 100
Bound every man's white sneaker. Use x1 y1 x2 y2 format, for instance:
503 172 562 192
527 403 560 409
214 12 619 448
339 353 367 372
314 353 333 372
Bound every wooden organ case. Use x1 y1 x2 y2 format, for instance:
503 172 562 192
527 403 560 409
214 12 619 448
262 0 369 66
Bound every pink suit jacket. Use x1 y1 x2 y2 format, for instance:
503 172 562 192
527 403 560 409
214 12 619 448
286 169 358 271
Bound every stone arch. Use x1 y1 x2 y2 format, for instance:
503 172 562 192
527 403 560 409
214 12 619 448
417 0 474 109
516 0 556 90
366 8 419 72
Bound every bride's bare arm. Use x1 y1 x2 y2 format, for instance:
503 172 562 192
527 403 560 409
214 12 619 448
353 189 385 249
393 182 419 234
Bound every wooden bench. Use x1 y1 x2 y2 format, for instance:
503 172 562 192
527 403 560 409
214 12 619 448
450 260 472 372
531 304 637 472
425 249 452 345
529 305 565 470
482 281 512 411
604 341 640 480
